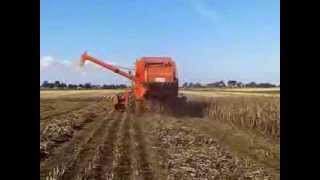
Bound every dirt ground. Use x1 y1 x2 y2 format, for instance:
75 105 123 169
40 90 280 180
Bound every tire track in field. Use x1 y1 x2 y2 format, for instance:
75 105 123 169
85 112 124 180
40 102 112 161
112 112 132 180
131 114 155 180
40 102 99 134
60 112 120 180
40 110 115 179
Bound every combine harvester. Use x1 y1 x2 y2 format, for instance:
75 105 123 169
80 52 186 113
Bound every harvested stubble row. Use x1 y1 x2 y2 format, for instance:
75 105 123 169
207 96 280 139
40 111 97 159
151 120 275 179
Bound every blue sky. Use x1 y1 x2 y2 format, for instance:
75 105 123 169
40 0 279 85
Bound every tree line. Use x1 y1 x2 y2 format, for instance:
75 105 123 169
41 80 279 90
40 81 127 90
182 80 279 88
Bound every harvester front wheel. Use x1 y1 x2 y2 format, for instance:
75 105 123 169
127 95 135 113
135 100 142 115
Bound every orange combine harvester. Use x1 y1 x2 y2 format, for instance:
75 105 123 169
80 52 184 112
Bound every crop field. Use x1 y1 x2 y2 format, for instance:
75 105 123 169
181 87 280 97
40 89 280 180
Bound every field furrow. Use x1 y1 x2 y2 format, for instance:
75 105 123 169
60 112 119 180
41 103 89 120
112 112 132 180
131 115 154 180
85 112 123 180
40 110 117 180
40 100 101 133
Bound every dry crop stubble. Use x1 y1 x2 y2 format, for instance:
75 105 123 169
207 96 280 140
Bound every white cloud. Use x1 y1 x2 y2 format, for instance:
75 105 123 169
187 0 220 24
40 56 130 85
40 56 54 71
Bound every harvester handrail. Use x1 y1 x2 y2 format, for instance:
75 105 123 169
80 52 134 81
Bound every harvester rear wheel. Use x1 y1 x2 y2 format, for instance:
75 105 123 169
148 98 161 113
